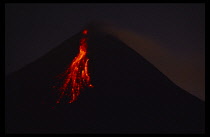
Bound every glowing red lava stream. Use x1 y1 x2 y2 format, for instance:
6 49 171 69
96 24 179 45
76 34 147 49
56 29 93 103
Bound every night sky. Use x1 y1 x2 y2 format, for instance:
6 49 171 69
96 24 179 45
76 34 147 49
5 3 205 99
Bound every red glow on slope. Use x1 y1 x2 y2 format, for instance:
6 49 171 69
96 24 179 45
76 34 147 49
82 29 88 35
56 29 93 103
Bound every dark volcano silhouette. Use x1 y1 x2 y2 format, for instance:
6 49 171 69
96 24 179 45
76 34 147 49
5 26 205 134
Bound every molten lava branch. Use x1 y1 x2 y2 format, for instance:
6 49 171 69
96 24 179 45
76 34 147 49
56 29 93 103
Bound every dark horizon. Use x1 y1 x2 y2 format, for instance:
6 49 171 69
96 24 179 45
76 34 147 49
5 3 205 75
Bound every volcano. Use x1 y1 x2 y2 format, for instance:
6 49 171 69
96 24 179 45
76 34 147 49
5 25 205 134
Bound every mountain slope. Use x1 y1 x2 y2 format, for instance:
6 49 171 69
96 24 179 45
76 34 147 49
5 27 205 133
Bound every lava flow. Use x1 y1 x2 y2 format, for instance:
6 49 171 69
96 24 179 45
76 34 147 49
56 29 93 103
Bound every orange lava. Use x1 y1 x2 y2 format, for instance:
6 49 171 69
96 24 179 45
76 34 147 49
56 29 93 103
